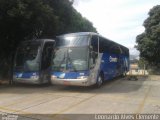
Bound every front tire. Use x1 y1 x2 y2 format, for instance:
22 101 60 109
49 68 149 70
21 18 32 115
95 73 104 88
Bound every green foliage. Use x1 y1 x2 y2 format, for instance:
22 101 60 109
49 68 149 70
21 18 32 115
138 58 148 69
44 0 96 33
0 0 58 56
136 5 160 66
0 0 97 78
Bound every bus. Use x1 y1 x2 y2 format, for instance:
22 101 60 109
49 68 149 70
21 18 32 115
51 32 129 87
12 39 55 84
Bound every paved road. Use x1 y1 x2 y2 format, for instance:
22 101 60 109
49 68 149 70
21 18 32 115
0 76 160 120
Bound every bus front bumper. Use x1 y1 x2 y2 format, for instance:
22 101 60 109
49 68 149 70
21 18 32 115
13 78 41 84
51 76 94 86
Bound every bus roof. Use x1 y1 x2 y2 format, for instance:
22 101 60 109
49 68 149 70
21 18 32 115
23 39 55 43
57 32 129 51
18 39 55 45
57 32 97 37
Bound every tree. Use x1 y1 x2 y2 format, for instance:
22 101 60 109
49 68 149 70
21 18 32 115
43 0 96 33
138 58 149 69
0 0 58 56
0 0 97 78
136 5 160 67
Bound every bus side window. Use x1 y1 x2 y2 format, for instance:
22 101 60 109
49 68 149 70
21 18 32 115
99 37 111 53
99 37 104 53
91 35 98 52
111 46 121 55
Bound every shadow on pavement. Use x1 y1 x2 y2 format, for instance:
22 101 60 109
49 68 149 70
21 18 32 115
0 76 148 94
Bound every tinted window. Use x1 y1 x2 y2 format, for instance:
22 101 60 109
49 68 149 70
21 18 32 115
91 35 98 52
111 45 121 54
99 37 111 53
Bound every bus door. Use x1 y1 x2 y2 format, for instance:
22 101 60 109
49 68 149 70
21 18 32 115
90 35 99 82
41 41 55 83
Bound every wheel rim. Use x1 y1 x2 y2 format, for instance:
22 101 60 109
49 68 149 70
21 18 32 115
97 76 103 86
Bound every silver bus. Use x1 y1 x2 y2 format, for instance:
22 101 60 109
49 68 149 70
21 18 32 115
13 39 55 84
50 32 129 87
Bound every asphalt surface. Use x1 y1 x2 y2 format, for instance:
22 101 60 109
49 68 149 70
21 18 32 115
0 75 160 120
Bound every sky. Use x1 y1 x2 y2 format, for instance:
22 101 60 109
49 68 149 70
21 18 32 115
73 0 160 56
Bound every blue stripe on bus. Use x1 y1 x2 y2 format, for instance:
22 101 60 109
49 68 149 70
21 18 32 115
51 71 89 79
14 72 39 79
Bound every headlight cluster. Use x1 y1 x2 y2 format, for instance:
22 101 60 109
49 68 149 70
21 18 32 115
30 75 39 80
77 76 88 79
51 75 57 80
51 75 88 80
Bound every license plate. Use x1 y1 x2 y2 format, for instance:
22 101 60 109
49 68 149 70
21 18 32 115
63 81 70 85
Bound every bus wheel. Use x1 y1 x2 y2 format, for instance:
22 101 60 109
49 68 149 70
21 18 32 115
95 74 104 88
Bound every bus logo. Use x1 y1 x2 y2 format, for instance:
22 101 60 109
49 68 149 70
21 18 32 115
109 56 118 62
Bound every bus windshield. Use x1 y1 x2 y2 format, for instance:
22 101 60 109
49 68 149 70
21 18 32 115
52 47 89 72
15 42 41 72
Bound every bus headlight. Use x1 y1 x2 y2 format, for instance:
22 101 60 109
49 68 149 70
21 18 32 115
30 75 39 80
77 76 88 79
51 75 57 80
